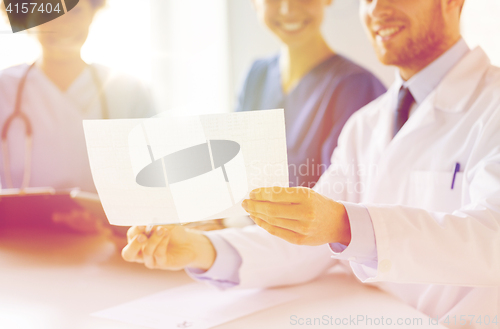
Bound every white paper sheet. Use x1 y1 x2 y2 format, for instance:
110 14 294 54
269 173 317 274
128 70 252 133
83 109 289 226
91 283 299 329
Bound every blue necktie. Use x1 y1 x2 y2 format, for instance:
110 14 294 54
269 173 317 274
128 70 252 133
394 86 414 137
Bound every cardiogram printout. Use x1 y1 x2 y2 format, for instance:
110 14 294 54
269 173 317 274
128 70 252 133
83 109 288 226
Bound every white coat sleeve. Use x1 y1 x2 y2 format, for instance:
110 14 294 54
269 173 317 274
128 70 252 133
206 225 339 290
361 111 500 286
186 233 242 289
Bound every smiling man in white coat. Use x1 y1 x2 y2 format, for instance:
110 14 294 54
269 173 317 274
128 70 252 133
122 0 500 327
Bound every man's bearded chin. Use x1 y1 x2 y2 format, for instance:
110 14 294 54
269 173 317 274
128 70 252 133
377 16 450 70
393 31 448 69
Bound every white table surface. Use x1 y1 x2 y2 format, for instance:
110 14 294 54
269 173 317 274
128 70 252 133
0 227 445 329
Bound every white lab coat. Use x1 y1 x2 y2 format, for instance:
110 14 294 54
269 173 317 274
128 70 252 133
0 64 154 192
215 47 500 328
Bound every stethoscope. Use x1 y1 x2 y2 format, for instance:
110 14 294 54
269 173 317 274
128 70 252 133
1 62 109 190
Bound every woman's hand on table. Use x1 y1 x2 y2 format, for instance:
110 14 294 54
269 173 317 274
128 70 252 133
52 209 129 248
121 225 216 271
52 209 110 235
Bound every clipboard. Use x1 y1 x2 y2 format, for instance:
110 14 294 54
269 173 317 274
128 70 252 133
0 188 108 228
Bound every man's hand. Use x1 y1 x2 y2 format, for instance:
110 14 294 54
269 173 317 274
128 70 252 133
242 187 351 246
121 225 216 271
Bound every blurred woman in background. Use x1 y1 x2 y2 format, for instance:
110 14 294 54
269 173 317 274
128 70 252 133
0 0 154 234
0 0 154 192
238 0 386 187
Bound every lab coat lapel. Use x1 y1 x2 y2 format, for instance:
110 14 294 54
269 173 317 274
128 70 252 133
433 47 491 113
364 98 437 204
359 88 396 203
390 97 436 144
387 47 490 145
363 47 492 205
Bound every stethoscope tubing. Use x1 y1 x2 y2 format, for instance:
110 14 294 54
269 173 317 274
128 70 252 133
1 62 108 190
1 62 35 190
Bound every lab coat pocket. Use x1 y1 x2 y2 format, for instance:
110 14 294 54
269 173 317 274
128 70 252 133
409 171 463 213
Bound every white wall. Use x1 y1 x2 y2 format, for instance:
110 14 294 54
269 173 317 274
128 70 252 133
0 0 152 82
226 0 396 110
150 0 231 115
462 0 500 66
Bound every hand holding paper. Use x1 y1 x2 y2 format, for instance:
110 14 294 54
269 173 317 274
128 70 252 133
242 187 352 246
122 225 216 271
83 109 289 227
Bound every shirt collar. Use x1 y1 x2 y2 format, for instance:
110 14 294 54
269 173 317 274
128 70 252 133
394 38 470 105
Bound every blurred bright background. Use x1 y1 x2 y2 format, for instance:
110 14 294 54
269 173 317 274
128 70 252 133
1 0 499 115
461 0 500 67
0 0 151 82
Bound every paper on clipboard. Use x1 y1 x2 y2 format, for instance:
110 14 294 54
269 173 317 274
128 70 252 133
83 109 288 226
0 188 106 226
